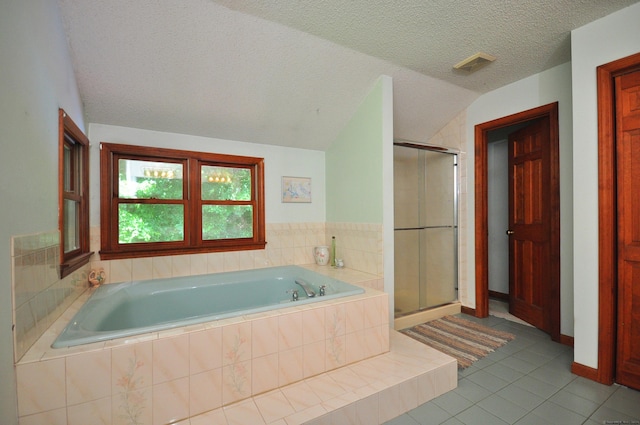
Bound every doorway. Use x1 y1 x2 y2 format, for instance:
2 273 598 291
474 102 561 342
593 51 640 389
487 123 529 324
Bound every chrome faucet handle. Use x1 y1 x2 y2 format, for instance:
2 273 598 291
319 285 326 296
286 289 299 301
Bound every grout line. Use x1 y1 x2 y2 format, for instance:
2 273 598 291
384 314 639 425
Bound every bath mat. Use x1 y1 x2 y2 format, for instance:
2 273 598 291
400 315 516 369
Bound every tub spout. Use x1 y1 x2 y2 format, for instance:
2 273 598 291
295 278 316 297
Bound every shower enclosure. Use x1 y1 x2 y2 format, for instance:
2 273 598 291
393 141 458 317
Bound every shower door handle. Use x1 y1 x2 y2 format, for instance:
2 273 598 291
506 230 514 235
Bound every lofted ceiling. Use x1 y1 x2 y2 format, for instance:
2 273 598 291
58 0 638 150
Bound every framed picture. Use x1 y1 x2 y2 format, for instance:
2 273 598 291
282 176 312 203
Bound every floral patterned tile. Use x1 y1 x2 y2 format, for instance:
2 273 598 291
112 349 151 425
223 359 251 405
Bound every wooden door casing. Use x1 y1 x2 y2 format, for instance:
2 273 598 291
587 51 640 386
474 102 560 342
615 69 640 390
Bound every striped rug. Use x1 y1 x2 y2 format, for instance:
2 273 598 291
400 315 516 369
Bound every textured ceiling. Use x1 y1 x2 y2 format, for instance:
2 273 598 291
57 0 638 150
215 0 639 92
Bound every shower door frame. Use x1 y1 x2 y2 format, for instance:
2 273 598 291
393 140 460 316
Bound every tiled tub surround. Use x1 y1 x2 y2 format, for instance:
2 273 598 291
325 222 383 279
16 266 393 424
11 223 383 364
88 223 384 292
11 231 90 362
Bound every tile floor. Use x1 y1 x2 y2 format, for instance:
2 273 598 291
384 312 640 425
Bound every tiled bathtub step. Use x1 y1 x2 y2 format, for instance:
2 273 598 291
188 331 458 425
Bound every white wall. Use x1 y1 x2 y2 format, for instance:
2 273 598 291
571 2 640 369
87 124 326 226
465 61 574 337
0 2 85 424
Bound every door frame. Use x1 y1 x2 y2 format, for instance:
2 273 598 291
474 102 561 342
590 51 640 385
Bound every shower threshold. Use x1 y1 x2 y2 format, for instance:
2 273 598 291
394 301 461 330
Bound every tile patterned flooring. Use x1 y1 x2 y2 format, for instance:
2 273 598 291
384 313 640 425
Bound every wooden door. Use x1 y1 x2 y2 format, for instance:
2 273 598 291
507 118 552 332
616 68 640 390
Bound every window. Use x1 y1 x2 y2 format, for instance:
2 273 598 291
59 109 92 278
99 143 265 259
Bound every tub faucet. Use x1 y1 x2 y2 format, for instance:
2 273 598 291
295 279 316 297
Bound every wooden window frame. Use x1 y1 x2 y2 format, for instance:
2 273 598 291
58 109 92 278
99 143 266 260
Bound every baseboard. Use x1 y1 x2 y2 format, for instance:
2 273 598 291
488 290 509 301
560 334 574 347
571 361 599 381
460 305 475 316
458 307 575 349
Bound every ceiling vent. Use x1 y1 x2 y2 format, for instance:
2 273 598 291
453 52 496 73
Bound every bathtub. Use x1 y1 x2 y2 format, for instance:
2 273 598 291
52 265 364 348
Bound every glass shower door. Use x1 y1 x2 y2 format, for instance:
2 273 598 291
393 144 458 317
